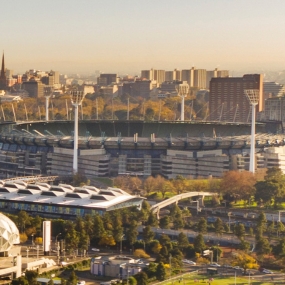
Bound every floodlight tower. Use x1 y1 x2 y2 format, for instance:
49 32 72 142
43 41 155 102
176 84 189 121
70 89 85 173
244 89 260 173
44 86 53 121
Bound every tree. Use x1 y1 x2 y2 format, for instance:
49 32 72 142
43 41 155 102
156 262 166 281
220 171 256 201
159 216 170 229
255 237 271 256
143 176 156 194
231 251 258 274
11 277 29 285
146 212 158 227
99 233 116 247
142 226 155 245
134 272 148 285
93 214 105 239
255 167 285 205
234 224 246 240
197 218 207 234
17 211 31 233
128 276 137 285
214 218 224 236
126 220 138 248
177 232 189 249
67 270 77 285
48 279 54 285
25 270 38 285
256 212 267 235
193 234 206 253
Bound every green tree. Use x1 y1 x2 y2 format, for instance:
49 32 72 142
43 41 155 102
256 212 267 236
67 270 77 285
25 270 38 285
146 212 158 227
159 216 170 229
93 214 105 239
134 272 148 285
126 220 138 248
234 224 246 240
193 234 206 253
239 240 250 252
17 211 31 233
48 279 54 285
177 232 189 249
11 277 29 285
142 226 155 245
128 276 137 285
156 262 166 281
197 217 207 234
214 218 224 236
255 237 271 256
272 238 285 258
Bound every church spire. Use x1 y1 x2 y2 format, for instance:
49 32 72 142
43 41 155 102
0 51 6 90
0 52 5 78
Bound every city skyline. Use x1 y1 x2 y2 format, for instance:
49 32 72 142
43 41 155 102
3 0 285 74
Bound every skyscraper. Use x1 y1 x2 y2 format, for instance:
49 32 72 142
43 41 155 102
0 52 7 90
209 74 264 123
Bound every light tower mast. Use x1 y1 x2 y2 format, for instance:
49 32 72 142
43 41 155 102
244 89 259 173
176 84 189 121
44 86 53 121
70 89 85 173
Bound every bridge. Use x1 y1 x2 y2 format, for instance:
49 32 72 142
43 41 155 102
150 192 218 218
2 175 60 184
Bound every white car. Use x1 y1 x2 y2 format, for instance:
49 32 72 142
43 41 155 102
263 269 273 274
92 248 100 252
210 263 221 267
182 259 196 265
77 281 85 285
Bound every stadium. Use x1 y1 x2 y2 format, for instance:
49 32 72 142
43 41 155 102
0 120 283 179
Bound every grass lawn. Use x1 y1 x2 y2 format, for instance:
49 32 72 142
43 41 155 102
159 274 277 285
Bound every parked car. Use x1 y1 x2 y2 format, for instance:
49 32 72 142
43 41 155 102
223 264 232 268
92 248 100 252
210 263 221 267
233 266 243 271
263 269 273 274
182 259 196 265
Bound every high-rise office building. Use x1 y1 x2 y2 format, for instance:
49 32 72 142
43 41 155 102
181 68 194 87
209 74 264 122
97 74 118 86
0 53 7 90
206 68 229 89
141 69 165 86
193 69 207 89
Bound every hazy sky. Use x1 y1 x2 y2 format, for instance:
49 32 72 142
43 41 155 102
3 0 285 75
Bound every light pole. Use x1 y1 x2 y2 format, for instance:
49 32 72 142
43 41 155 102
244 89 259 173
120 234 125 255
70 89 85 174
176 84 189 121
31 234 34 246
55 233 62 247
169 254 172 280
44 86 53 121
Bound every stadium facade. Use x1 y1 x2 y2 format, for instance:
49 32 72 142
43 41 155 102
0 120 283 179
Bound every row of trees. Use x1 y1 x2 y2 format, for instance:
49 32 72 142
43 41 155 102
0 91 208 122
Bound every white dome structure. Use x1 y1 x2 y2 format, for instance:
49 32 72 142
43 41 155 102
0 213 20 252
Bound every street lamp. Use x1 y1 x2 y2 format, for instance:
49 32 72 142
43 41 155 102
70 89 85 174
244 89 260 173
55 233 62 246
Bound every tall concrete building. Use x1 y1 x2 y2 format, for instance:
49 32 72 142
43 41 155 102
209 74 264 122
22 81 44 98
263 82 285 99
97 74 118 86
181 68 194 87
206 68 229 89
0 53 6 91
141 69 165 86
193 69 207 89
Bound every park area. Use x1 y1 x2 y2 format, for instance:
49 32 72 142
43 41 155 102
156 272 284 285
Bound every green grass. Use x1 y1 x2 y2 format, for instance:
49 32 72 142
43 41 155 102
159 274 277 285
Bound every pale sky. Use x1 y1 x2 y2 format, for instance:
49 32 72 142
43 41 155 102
3 0 285 75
